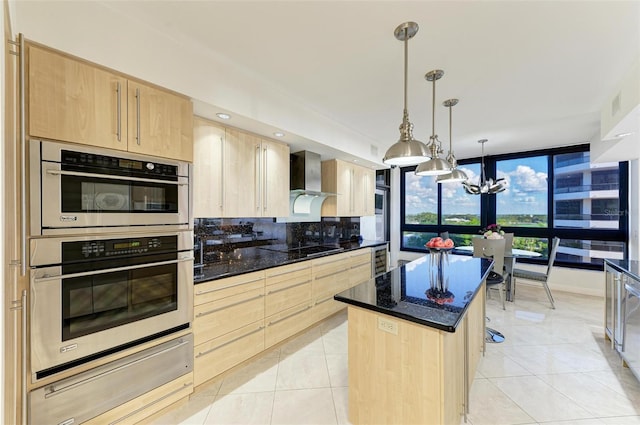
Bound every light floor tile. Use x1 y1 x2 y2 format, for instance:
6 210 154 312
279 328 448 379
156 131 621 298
276 350 331 390
467 378 535 425
205 392 275 425
331 387 350 425
152 284 640 425
271 388 338 425
218 355 280 395
537 372 640 417
490 375 593 422
325 353 348 387
271 388 337 425
150 395 214 425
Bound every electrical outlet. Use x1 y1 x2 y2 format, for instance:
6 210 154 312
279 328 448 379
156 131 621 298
377 317 398 335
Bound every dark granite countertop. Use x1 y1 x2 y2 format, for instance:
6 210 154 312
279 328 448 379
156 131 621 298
334 254 492 332
194 239 388 283
605 259 640 283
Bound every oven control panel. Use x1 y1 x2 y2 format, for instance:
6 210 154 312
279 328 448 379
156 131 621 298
63 236 177 261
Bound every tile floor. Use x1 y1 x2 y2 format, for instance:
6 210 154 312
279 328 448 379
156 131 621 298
152 284 640 425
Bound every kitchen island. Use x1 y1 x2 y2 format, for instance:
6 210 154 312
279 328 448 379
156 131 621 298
335 254 492 425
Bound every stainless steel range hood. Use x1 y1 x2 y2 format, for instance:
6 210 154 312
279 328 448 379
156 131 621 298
277 151 335 222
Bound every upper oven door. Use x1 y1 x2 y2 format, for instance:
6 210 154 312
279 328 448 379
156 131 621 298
30 140 191 235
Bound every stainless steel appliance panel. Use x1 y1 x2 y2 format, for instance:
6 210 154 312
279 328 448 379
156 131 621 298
30 139 191 235
29 334 193 425
623 281 640 380
29 231 193 375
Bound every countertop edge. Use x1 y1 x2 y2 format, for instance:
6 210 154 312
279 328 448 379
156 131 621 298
195 240 388 284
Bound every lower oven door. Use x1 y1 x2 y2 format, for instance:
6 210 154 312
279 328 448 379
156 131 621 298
30 251 193 377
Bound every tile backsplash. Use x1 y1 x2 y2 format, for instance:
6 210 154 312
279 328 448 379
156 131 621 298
194 217 361 265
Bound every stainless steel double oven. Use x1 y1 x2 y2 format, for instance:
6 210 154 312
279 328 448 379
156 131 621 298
28 140 194 423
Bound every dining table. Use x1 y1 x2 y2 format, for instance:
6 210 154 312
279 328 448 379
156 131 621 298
454 245 541 301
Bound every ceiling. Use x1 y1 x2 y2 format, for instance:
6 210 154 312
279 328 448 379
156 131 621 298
13 1 640 168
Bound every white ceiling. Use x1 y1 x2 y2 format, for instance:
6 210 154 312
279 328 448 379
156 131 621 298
12 1 640 167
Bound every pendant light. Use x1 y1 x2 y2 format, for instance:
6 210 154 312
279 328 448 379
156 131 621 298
382 22 429 166
415 70 452 176
461 139 507 195
436 99 468 183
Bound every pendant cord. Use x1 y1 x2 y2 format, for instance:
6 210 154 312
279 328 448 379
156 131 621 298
403 28 408 114
431 77 436 138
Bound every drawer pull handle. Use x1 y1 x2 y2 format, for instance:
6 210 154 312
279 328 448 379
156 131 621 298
315 297 334 306
267 266 310 278
315 269 345 280
195 278 263 295
196 327 264 358
267 280 311 295
196 294 264 318
267 305 312 326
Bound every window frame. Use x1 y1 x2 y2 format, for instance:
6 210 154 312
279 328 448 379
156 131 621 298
399 144 629 270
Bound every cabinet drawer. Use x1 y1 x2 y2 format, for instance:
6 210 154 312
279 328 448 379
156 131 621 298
266 277 312 317
312 252 350 270
265 302 313 348
194 271 265 306
266 261 311 282
194 287 264 346
312 271 345 303
312 295 345 323
82 373 193 425
349 249 371 267
194 320 265 387
349 263 372 287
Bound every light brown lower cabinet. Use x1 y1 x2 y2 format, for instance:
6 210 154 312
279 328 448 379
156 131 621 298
192 250 374 391
346 283 485 425
84 372 194 425
194 320 266 387
265 263 313 348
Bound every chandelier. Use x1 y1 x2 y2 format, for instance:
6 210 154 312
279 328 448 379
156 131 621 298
436 98 468 183
382 22 429 166
461 139 507 195
415 70 452 176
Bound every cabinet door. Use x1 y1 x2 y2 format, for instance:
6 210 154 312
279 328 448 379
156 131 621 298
223 128 259 217
362 167 375 216
261 139 290 217
28 45 127 151
193 117 224 217
127 80 193 162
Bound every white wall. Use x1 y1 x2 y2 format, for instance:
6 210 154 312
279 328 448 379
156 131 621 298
12 1 380 166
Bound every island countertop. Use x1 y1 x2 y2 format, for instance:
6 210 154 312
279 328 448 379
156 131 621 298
335 253 492 332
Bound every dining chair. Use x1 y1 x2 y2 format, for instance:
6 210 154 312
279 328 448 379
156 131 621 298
512 237 560 309
472 238 506 310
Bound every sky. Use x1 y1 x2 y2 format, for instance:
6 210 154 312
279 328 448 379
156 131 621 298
405 156 549 216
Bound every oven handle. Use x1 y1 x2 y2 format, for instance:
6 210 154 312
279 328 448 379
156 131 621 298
32 256 194 283
45 169 188 186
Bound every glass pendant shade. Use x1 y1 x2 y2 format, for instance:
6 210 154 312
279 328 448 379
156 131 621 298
383 22 429 166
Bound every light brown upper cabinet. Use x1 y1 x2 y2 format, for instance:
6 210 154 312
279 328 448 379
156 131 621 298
193 117 289 218
27 44 193 162
321 159 375 217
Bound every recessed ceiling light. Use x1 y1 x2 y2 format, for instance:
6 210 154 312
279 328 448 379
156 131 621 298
353 159 359 163
216 113 231 120
273 132 285 137
615 132 634 138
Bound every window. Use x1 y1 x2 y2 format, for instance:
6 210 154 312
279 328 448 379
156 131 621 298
496 156 548 228
404 171 438 225
400 144 628 269
441 164 481 227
